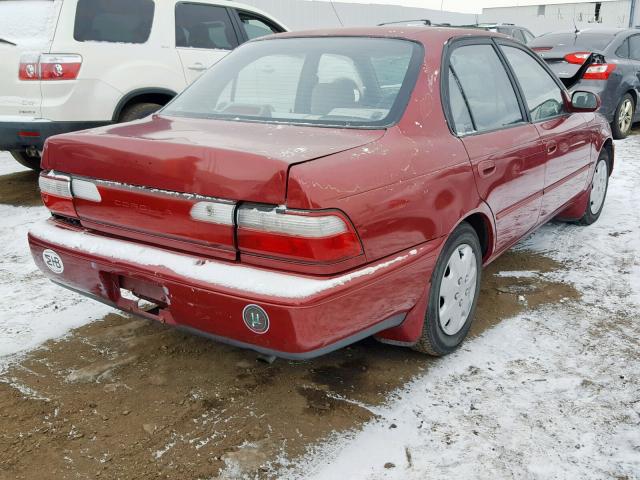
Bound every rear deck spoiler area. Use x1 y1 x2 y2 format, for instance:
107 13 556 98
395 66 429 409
560 52 606 89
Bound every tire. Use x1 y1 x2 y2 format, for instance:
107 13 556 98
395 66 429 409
10 150 41 170
611 93 634 140
578 149 610 225
412 222 482 356
118 102 162 122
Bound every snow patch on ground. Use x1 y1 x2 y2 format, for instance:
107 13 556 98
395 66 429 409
0 152 28 176
0 151 113 371
275 134 640 479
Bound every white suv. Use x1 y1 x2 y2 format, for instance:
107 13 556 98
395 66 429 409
0 0 286 169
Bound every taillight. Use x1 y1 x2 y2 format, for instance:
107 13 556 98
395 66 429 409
564 51 591 64
582 63 616 80
531 47 551 52
237 204 363 263
39 172 77 218
19 54 82 81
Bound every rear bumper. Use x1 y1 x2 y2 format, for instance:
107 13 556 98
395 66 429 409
28 219 441 359
0 118 109 151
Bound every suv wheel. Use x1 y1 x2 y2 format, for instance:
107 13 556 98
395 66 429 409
412 222 482 356
10 150 41 171
611 93 634 139
119 102 163 122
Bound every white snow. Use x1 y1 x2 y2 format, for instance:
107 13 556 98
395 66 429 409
29 220 420 300
275 134 640 479
0 151 112 372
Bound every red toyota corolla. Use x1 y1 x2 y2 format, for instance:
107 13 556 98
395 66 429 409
29 28 612 359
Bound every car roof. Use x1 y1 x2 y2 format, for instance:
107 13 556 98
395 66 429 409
259 26 503 44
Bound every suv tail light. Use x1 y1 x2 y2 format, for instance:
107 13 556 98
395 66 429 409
19 54 82 81
564 51 591 64
237 204 363 263
582 63 616 80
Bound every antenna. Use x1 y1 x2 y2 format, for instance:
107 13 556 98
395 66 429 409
330 0 344 26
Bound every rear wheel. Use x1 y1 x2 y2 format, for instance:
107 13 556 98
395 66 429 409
412 222 482 356
611 93 634 139
578 149 609 225
118 102 162 122
10 150 41 171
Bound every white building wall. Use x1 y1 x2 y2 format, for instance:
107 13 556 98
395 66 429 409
480 1 637 35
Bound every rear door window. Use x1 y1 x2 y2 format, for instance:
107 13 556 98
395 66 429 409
502 45 565 121
237 11 281 40
175 3 238 50
74 0 155 44
617 38 630 58
447 68 474 135
449 44 523 133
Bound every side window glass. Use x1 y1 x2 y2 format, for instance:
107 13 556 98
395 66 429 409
629 35 640 61
175 3 238 50
449 44 523 132
447 68 474 135
523 31 535 43
616 39 630 58
502 46 565 121
238 12 279 40
74 0 155 44
513 29 526 43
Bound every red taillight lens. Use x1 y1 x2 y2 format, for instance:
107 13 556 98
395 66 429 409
237 205 363 263
19 54 82 81
39 172 77 218
564 51 591 64
582 63 616 80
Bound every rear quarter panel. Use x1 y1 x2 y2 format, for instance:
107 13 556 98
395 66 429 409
287 41 489 262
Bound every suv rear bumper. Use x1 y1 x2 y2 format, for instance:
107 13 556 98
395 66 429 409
0 118 108 151
28 219 441 359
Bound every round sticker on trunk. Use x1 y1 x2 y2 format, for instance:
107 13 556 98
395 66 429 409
42 249 64 274
242 304 269 334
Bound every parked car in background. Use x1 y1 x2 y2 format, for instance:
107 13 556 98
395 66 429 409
529 29 640 138
0 0 286 170
29 28 612 359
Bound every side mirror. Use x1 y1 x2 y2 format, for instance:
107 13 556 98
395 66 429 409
570 91 600 112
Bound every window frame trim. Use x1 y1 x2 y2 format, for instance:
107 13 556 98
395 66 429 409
230 8 286 43
174 1 242 51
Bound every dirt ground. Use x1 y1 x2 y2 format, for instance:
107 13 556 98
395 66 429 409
0 169 581 480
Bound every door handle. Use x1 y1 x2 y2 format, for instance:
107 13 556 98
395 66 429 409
478 160 496 178
188 62 207 71
546 141 558 154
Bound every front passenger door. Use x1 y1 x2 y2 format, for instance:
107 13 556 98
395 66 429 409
500 42 591 219
446 41 547 253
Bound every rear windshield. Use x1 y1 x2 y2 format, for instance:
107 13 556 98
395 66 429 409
162 37 423 128
0 0 60 46
74 0 155 44
529 32 616 51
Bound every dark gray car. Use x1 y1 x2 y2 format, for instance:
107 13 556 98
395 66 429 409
529 29 640 138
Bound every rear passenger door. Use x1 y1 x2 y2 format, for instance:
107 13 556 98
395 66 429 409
175 2 239 84
445 39 547 253
498 41 591 219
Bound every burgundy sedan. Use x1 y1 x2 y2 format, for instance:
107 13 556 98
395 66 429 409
29 28 612 359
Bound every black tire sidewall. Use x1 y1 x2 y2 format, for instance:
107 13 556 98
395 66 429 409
611 93 634 139
424 223 482 354
119 103 162 122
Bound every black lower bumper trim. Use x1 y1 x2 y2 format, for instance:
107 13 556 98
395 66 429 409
0 120 110 151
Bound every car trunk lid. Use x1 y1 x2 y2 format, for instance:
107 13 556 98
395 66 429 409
43 115 384 258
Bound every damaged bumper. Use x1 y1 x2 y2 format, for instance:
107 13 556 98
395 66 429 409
28 219 440 359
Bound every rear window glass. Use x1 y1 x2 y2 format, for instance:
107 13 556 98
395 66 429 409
529 32 616 51
0 0 60 47
74 0 155 44
163 37 422 128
